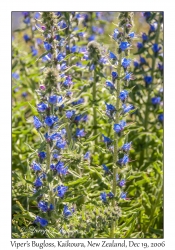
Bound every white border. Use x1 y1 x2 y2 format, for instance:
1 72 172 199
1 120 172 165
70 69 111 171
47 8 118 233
0 1 174 249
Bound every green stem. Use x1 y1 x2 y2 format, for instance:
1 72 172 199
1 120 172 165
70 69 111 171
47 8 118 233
93 70 97 146
144 177 163 233
110 52 123 238
46 127 51 171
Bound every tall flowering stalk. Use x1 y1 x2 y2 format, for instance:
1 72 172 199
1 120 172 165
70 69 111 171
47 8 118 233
29 12 90 228
102 12 135 238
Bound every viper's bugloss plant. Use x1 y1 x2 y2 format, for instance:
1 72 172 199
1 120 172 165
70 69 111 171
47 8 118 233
12 11 163 239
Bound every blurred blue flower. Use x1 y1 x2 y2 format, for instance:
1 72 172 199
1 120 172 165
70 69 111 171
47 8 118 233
120 192 127 199
37 102 47 112
121 142 132 152
33 116 42 129
38 152 46 160
118 155 129 166
102 164 110 174
45 116 58 127
106 80 115 90
31 162 41 171
100 192 107 202
151 97 161 105
119 90 128 102
44 41 52 51
109 51 117 60
76 128 86 137
34 216 48 227
144 76 152 85
122 58 131 69
158 113 163 122
119 180 126 187
119 42 130 51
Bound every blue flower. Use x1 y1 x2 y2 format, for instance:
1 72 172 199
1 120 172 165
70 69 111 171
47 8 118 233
72 98 84 106
50 164 55 170
88 35 95 41
106 80 115 90
158 63 163 71
23 34 30 42
38 201 49 212
128 32 135 38
111 71 118 80
142 33 148 42
60 62 67 71
122 104 134 114
71 45 79 53
124 72 133 81
34 177 43 187
76 128 86 137
121 142 132 152
117 155 129 166
55 185 68 198
120 192 127 199
143 12 151 19
144 76 152 85
100 192 107 202
140 56 147 65
119 180 126 187
105 103 116 112
114 121 126 134
45 116 58 127
137 42 143 50
31 162 41 171
53 153 59 160
44 42 52 51
56 138 67 149
30 46 38 56
109 51 117 60
34 216 48 227
63 205 72 217
133 61 139 68
34 12 40 19
149 22 157 33
58 20 68 29
116 174 120 181
119 90 128 102
113 124 122 133
23 17 30 24
49 95 58 104
119 42 130 51
55 161 68 175
152 43 161 53
66 110 75 119
158 114 163 122
33 116 42 129
57 53 65 61
42 53 51 62
112 28 119 40
49 204 54 210
37 102 47 112
151 97 161 105
38 152 46 160
50 132 61 140
84 152 90 161
82 115 88 122
102 134 112 144
122 58 131 69
22 92 27 98
12 72 19 80
107 192 114 198
102 164 110 174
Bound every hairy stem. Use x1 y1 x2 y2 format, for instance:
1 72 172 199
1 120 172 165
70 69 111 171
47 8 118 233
110 52 123 238
93 70 98 145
